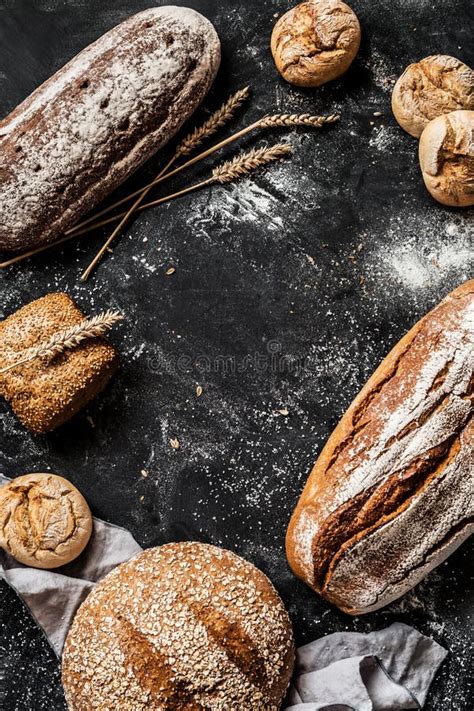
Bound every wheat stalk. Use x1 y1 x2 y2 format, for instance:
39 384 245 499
0 311 123 375
176 86 250 157
0 112 338 271
212 144 292 183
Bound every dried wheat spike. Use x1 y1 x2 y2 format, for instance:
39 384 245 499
212 143 292 184
260 113 340 129
177 87 251 157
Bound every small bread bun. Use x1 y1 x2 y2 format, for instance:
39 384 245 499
419 110 474 207
271 0 361 88
0 473 92 569
62 543 294 710
392 55 474 138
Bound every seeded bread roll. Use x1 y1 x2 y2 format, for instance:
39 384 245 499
0 293 118 433
392 55 474 138
0 7 220 252
62 543 295 710
286 281 474 615
419 109 474 207
271 0 361 88
0 473 92 569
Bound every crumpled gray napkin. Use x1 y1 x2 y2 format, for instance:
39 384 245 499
0 476 447 709
0 474 141 656
284 623 447 710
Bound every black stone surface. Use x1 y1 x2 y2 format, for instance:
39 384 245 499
0 1 473 709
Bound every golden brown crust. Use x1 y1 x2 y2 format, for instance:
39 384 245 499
419 109 474 207
286 280 474 614
62 543 294 710
0 473 92 569
271 0 361 88
0 293 119 433
392 55 474 138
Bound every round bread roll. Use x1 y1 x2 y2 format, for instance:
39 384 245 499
0 473 92 568
392 55 474 138
62 543 295 710
419 110 474 207
271 0 361 88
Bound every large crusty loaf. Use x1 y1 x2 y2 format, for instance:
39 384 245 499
0 7 220 252
62 542 295 710
0 293 119 433
0 473 92 569
286 281 473 615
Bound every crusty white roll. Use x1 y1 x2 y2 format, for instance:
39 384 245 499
419 109 474 207
0 473 92 569
271 0 361 87
392 55 474 138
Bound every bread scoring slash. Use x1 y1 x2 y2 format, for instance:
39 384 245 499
286 281 473 614
0 7 220 252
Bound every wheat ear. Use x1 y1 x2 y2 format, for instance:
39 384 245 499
212 144 292 183
0 113 337 270
260 113 339 128
0 311 123 374
176 86 250 157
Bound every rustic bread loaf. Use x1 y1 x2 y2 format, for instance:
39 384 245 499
0 473 92 569
0 293 118 433
0 7 220 252
419 109 474 207
271 0 361 88
62 543 294 710
286 281 473 615
391 55 474 138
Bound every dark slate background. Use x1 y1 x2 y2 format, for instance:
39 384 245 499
0 0 473 708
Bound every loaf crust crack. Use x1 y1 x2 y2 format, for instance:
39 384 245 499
286 281 474 614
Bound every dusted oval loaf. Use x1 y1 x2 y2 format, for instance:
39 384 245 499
0 7 220 252
286 281 473 615
62 543 294 710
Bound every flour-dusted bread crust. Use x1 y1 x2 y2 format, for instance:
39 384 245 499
0 293 119 433
62 543 295 710
419 110 474 207
392 55 474 138
0 473 92 569
0 7 220 252
286 281 474 614
271 0 361 88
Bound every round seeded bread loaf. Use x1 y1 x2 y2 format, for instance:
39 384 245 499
62 542 295 709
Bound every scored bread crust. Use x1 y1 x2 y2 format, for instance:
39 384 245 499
271 0 361 88
0 7 221 252
391 55 474 138
419 109 474 207
62 543 295 710
286 280 474 615
0 293 119 433
0 473 92 569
